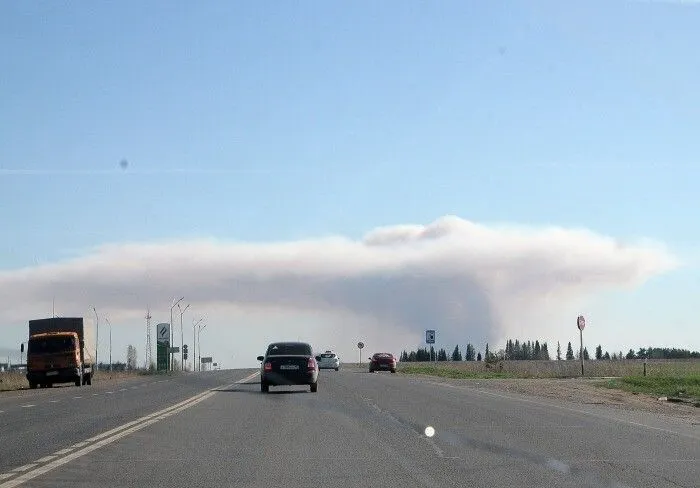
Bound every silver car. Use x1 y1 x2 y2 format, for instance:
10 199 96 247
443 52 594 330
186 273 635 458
317 351 340 371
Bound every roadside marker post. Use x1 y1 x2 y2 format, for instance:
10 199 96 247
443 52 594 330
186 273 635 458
577 315 586 376
357 342 364 366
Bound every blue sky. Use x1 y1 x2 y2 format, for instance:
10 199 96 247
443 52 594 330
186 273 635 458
1 1 699 363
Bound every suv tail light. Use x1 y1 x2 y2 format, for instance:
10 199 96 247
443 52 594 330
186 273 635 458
307 357 317 370
264 362 272 372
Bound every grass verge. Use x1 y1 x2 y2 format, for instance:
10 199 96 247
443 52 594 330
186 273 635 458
599 375 700 402
399 365 521 379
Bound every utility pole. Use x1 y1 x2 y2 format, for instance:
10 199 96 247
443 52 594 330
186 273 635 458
145 306 152 369
105 317 112 372
178 303 190 371
170 297 184 371
192 317 203 372
197 322 207 372
92 307 99 371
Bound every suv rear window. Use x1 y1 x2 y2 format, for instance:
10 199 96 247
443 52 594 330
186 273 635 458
321 353 336 358
266 343 312 356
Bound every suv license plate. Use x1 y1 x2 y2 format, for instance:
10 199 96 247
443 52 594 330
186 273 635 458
280 365 299 370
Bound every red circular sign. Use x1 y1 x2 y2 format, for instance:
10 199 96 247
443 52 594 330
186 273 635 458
577 315 586 330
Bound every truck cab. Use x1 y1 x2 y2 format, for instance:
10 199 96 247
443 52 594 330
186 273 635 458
26 319 93 389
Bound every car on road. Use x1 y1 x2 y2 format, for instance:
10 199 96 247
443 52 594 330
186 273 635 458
369 352 397 373
257 342 319 393
317 351 340 371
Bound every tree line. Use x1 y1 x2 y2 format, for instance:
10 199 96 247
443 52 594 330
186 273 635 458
399 339 700 362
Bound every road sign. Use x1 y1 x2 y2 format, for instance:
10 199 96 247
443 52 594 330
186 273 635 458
169 346 180 354
357 342 364 349
577 315 586 331
426 330 436 344
201 357 213 364
156 323 170 343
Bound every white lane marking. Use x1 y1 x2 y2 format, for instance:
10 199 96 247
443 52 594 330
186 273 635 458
70 442 88 449
35 456 56 463
73 396 82 399
0 388 219 488
92 393 99 396
9 465 35 473
20 405 35 408
235 371 260 384
130 386 137 389
0 475 13 481
53 448 72 456
428 381 700 441
49 400 60 403
0 411 4 414
105 391 113 394
119 388 127 392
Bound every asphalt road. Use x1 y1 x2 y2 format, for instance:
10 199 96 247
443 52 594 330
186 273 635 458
1 367 698 488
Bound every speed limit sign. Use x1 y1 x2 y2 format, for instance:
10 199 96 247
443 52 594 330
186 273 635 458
577 315 585 331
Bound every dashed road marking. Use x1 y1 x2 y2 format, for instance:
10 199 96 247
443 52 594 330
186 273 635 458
73 396 82 399
105 391 114 394
49 400 60 403
20 405 35 408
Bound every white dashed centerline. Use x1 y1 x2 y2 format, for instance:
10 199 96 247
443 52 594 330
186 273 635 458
20 405 35 408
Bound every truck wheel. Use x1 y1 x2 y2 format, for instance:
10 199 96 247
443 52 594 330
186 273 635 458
310 382 318 393
260 381 269 393
29 382 37 389
86 374 92 385
335 368 339 371
391 369 397 374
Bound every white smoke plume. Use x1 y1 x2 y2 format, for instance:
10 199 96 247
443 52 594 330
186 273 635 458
0 216 677 357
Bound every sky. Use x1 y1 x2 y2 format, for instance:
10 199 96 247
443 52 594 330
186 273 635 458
1 0 699 368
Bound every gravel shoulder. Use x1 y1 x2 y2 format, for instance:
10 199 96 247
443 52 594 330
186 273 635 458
405 374 700 423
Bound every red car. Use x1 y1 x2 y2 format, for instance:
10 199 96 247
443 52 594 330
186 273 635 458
369 352 397 373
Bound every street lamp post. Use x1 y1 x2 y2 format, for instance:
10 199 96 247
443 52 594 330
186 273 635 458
197 322 207 372
169 297 184 371
177 303 190 371
92 307 99 371
105 317 112 372
192 317 203 372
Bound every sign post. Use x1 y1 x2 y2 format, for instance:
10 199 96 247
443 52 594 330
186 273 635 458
577 315 586 376
156 323 171 371
426 330 436 363
357 342 365 366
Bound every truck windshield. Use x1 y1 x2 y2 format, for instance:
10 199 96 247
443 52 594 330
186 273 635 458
28 337 76 354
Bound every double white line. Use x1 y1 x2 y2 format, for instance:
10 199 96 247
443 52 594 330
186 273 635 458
0 371 260 488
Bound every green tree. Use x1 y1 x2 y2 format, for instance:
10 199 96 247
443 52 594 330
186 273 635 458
541 342 550 360
465 344 476 361
603 351 610 360
556 341 562 361
595 345 603 360
477 351 482 361
583 347 590 360
566 342 575 360
485 343 490 360
534 340 541 359
437 348 448 361
625 349 636 359
451 345 462 361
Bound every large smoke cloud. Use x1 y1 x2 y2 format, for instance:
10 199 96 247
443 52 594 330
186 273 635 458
0 216 677 351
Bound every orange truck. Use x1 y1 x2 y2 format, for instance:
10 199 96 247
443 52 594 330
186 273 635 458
26 317 94 389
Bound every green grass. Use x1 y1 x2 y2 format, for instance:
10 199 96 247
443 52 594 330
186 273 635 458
600 374 700 400
399 365 521 379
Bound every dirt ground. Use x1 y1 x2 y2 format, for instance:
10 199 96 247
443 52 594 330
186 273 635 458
415 376 700 423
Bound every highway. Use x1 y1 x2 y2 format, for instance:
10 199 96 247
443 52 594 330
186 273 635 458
0 367 698 488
